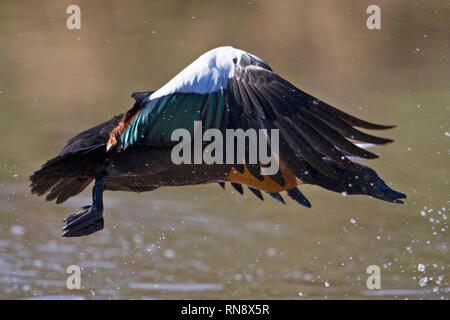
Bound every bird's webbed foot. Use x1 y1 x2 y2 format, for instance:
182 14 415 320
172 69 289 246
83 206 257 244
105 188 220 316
62 205 104 237
62 174 105 237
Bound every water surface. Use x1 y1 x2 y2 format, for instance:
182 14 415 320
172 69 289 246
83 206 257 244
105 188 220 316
0 0 448 299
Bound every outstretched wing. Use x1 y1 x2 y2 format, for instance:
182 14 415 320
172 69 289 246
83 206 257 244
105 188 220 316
109 48 394 183
222 64 393 178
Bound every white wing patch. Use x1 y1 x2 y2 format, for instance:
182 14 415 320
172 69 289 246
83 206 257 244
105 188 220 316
354 143 376 149
149 46 259 100
346 143 378 161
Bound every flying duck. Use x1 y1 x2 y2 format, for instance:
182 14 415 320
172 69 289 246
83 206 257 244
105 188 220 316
29 46 406 237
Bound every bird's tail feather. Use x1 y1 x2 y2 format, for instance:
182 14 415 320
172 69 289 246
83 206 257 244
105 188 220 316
29 148 103 203
29 114 124 203
30 93 155 204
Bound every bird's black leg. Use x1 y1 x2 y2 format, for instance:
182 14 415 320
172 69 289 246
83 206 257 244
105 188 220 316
62 173 106 237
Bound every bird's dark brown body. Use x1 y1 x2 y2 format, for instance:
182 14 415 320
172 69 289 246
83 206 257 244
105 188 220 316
31 115 233 199
106 147 232 192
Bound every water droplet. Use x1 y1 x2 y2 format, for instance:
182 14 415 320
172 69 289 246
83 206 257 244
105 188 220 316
419 277 428 287
163 247 176 260
267 248 277 256
10 225 25 236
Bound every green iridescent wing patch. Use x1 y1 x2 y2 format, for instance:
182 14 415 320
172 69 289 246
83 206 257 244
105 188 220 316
117 91 225 150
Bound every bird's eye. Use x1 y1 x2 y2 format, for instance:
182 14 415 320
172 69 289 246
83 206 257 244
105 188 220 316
232 57 237 64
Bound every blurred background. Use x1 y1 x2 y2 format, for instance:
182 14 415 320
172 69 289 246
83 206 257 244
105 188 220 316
0 0 448 299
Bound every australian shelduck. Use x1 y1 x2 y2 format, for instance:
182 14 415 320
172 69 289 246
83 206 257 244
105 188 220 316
29 46 406 237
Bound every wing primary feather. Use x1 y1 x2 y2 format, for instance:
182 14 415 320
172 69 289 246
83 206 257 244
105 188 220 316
267 192 286 204
277 139 312 181
236 80 255 117
312 101 396 130
258 122 286 186
229 78 244 110
241 116 264 181
292 111 379 159
239 66 392 147
225 88 245 174
283 116 359 171
265 80 392 146
304 106 393 145
248 187 264 200
256 83 363 167
263 73 393 130
246 83 277 120
231 182 244 195
287 188 311 208
277 121 337 177
240 81 266 119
